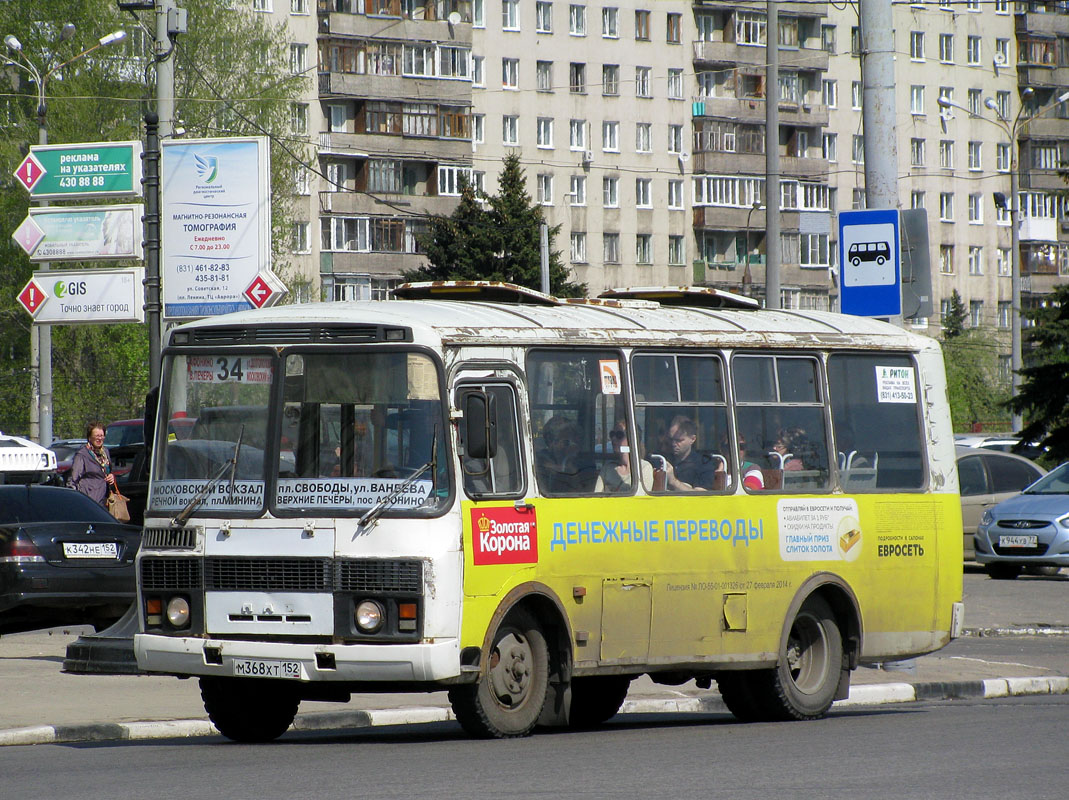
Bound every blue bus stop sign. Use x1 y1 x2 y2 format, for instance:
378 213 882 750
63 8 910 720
839 208 900 317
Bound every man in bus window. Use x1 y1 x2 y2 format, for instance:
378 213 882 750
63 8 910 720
661 416 717 491
536 416 595 493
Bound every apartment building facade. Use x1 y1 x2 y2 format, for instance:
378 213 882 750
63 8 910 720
265 0 1066 343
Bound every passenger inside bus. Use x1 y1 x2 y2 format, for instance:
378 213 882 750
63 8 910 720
658 416 719 492
535 416 597 494
594 420 656 493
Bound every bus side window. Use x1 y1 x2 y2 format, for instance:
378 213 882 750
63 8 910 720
458 384 525 498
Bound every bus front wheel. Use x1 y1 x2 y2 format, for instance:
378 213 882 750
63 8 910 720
200 677 299 743
449 608 549 738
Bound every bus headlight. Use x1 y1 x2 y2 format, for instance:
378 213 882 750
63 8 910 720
355 600 384 633
166 596 191 628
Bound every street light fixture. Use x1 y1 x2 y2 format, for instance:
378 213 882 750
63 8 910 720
937 88 1069 433
742 200 763 296
3 26 127 446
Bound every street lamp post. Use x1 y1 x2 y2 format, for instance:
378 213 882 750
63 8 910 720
742 200 763 295
938 89 1069 433
3 27 126 445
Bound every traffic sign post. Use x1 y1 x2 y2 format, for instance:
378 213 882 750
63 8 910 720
14 141 143 200
839 208 901 318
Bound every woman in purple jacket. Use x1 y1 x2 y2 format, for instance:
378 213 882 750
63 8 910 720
68 421 117 507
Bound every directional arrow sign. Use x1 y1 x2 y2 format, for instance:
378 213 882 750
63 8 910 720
17 278 48 317
13 152 46 193
243 274 276 309
12 215 46 257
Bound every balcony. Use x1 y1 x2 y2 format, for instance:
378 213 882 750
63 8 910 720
319 132 471 162
692 41 828 73
319 190 460 217
319 12 470 44
691 96 828 127
318 71 472 104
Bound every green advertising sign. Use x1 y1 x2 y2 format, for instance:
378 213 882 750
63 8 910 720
24 141 143 199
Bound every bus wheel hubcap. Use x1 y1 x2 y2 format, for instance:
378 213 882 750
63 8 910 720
489 632 531 707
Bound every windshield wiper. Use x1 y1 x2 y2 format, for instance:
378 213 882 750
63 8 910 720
357 428 437 534
171 427 244 528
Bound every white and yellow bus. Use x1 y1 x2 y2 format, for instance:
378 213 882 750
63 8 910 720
134 282 963 742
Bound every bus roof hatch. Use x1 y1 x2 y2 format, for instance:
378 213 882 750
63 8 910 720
392 281 560 305
597 286 760 310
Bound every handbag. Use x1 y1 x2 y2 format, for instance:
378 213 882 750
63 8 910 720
106 489 131 523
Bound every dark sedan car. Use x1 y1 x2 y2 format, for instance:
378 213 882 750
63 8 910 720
0 485 141 635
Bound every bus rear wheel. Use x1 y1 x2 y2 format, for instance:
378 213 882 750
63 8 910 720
764 595 843 720
200 677 300 743
449 608 549 738
568 676 632 728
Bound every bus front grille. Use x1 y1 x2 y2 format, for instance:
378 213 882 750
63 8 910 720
336 559 423 593
141 557 203 590
205 557 333 592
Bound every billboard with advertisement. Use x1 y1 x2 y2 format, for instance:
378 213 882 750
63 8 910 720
161 136 273 319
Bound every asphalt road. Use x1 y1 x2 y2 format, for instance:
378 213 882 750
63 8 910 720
0 695 1065 800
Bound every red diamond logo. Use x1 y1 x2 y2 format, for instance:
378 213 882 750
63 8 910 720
243 275 274 309
17 279 47 316
13 153 46 193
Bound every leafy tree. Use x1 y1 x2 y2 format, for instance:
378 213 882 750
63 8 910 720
941 328 1010 432
941 289 967 340
1007 284 1069 461
407 154 586 297
0 1 307 437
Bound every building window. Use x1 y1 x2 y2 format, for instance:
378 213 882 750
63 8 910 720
472 56 484 86
569 119 587 150
473 0 484 27
940 244 954 274
502 115 518 145
737 12 766 46
822 133 836 162
569 174 586 205
821 24 835 54
968 141 982 171
968 88 982 116
603 232 620 263
636 178 652 207
967 36 981 66
969 300 983 328
939 192 954 221
635 66 651 98
911 190 925 209
939 140 954 169
602 64 619 96
668 124 683 154
636 122 651 153
636 233 652 264
537 117 554 148
291 0 308 14
569 4 586 35
822 79 837 109
292 221 310 253
668 179 683 209
996 91 1011 120
290 43 307 74
404 44 437 77
998 301 1011 329
502 58 518 89
502 0 519 30
995 38 1009 65
253 0 271 11
852 81 862 110
472 114 485 144
668 235 685 265
968 193 983 223
294 165 310 195
851 188 866 209
995 0 1009 12
852 134 864 164
537 173 554 205
603 176 619 207
536 1 553 33
997 248 1011 275
939 33 953 63
367 159 402 193
634 9 650 40
602 121 619 152
910 85 924 115
570 231 587 263
438 165 474 196
969 246 983 275
291 102 308 134
668 69 683 100
327 103 347 133
667 13 681 43
570 62 586 93
602 7 618 38
910 31 924 61
537 60 553 92
1033 143 1059 170
800 233 830 267
910 138 926 167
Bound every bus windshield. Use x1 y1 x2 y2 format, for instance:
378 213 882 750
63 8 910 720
149 350 449 518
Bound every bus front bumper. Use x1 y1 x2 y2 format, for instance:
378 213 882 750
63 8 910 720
134 633 462 684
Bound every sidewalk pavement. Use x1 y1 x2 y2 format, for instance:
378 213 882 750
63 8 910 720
1 625 1067 747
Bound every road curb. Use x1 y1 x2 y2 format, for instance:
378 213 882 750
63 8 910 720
1 675 1064 747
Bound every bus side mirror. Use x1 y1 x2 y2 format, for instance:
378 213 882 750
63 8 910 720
464 391 497 460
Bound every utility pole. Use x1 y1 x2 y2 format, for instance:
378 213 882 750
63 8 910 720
859 0 901 324
764 1 781 310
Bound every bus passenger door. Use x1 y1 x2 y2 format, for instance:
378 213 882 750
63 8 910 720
600 577 652 662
